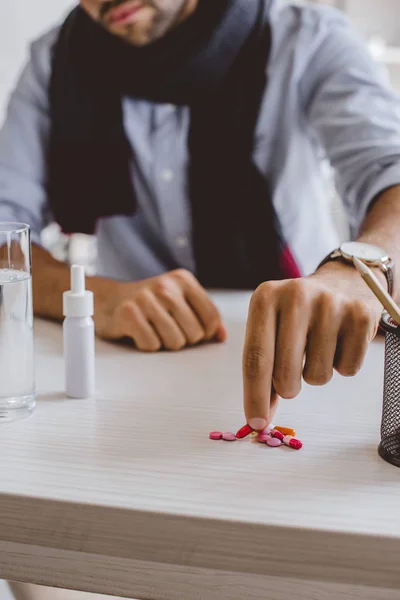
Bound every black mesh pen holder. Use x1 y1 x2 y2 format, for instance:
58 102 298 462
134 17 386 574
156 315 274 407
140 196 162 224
379 312 400 467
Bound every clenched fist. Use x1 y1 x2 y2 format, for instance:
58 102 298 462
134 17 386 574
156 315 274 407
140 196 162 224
95 268 227 351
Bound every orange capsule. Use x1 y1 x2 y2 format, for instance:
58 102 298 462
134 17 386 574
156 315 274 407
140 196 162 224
275 426 296 437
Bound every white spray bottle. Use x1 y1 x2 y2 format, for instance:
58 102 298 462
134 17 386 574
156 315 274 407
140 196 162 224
63 264 95 399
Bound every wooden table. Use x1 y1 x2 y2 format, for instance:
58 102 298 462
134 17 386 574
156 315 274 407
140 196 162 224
0 292 399 600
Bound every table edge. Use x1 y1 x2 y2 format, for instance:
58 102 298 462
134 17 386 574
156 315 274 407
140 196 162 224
0 493 399 589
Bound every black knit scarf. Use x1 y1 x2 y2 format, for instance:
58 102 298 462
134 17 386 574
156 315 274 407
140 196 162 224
48 0 300 288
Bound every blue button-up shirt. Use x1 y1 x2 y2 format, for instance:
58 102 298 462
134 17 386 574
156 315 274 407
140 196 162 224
1 1 400 281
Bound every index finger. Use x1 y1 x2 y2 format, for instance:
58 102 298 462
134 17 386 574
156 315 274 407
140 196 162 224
243 285 278 430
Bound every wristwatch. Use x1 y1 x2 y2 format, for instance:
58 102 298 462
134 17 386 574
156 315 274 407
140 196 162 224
319 241 394 296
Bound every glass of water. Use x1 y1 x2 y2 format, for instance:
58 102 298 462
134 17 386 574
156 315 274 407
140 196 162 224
0 223 35 421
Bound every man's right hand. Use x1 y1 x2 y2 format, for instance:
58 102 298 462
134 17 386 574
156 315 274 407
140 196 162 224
95 269 227 352
31 246 226 353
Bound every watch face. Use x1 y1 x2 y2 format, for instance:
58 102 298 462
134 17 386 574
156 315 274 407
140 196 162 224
340 241 388 264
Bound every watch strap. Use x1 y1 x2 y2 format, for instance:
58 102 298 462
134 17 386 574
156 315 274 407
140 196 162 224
384 259 394 297
317 251 340 271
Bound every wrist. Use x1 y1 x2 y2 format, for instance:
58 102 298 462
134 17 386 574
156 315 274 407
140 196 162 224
312 259 386 320
314 258 388 290
86 276 126 322
317 241 394 297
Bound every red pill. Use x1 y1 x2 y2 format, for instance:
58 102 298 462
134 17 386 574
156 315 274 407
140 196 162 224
271 429 284 441
222 432 236 442
283 435 302 450
290 439 302 450
236 424 253 439
209 431 223 440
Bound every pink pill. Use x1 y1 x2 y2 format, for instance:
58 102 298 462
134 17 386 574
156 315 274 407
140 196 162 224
209 431 223 440
260 426 272 436
257 434 272 443
222 432 236 442
267 437 282 447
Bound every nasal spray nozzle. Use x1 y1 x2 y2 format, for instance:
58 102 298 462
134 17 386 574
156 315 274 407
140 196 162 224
63 265 95 399
63 264 94 318
71 263 85 293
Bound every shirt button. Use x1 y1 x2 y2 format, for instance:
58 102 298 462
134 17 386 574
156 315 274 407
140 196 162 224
165 104 175 112
175 235 189 248
161 169 174 182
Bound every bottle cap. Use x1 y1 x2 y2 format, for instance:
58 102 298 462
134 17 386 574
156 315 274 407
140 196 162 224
63 264 94 318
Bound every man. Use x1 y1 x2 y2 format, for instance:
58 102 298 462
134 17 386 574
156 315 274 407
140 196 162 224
2 0 400 425
3 1 400 596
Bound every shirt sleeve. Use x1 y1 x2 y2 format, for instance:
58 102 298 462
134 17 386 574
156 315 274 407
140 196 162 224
0 30 56 245
301 9 400 235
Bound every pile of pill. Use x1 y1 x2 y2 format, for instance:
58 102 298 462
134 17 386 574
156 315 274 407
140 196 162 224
209 424 302 450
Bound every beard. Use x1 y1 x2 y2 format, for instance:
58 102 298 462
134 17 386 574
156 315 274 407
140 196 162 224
99 0 190 44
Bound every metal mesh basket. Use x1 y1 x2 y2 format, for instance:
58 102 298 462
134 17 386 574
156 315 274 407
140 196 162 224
379 312 400 467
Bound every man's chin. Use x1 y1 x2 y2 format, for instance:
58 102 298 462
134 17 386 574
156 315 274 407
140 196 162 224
105 26 144 45
106 21 158 46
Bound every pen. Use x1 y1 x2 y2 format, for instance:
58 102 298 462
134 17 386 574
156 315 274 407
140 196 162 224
352 256 400 325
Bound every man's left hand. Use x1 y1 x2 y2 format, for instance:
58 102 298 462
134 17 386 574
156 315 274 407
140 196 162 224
242 262 383 431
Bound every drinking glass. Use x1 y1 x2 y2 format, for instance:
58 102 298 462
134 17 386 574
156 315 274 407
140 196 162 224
0 223 35 421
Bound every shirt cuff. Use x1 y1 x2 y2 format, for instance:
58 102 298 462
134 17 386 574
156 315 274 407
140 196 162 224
0 201 43 246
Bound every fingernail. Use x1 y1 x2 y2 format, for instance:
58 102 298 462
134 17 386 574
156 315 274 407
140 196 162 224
248 418 268 431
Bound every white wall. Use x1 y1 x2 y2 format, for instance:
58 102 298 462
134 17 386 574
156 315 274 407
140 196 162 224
0 0 74 124
344 0 400 44
1 0 400 123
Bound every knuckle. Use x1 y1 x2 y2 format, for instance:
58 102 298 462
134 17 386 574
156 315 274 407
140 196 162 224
317 288 333 303
166 338 186 352
335 361 361 378
287 279 308 305
189 330 205 345
117 300 137 321
142 343 162 353
316 289 337 315
151 341 162 352
357 315 373 334
135 330 162 354
153 277 176 301
171 268 195 285
352 303 373 329
243 346 268 379
273 376 300 400
252 281 277 307
352 299 369 313
276 279 309 311
135 288 153 307
303 367 333 386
